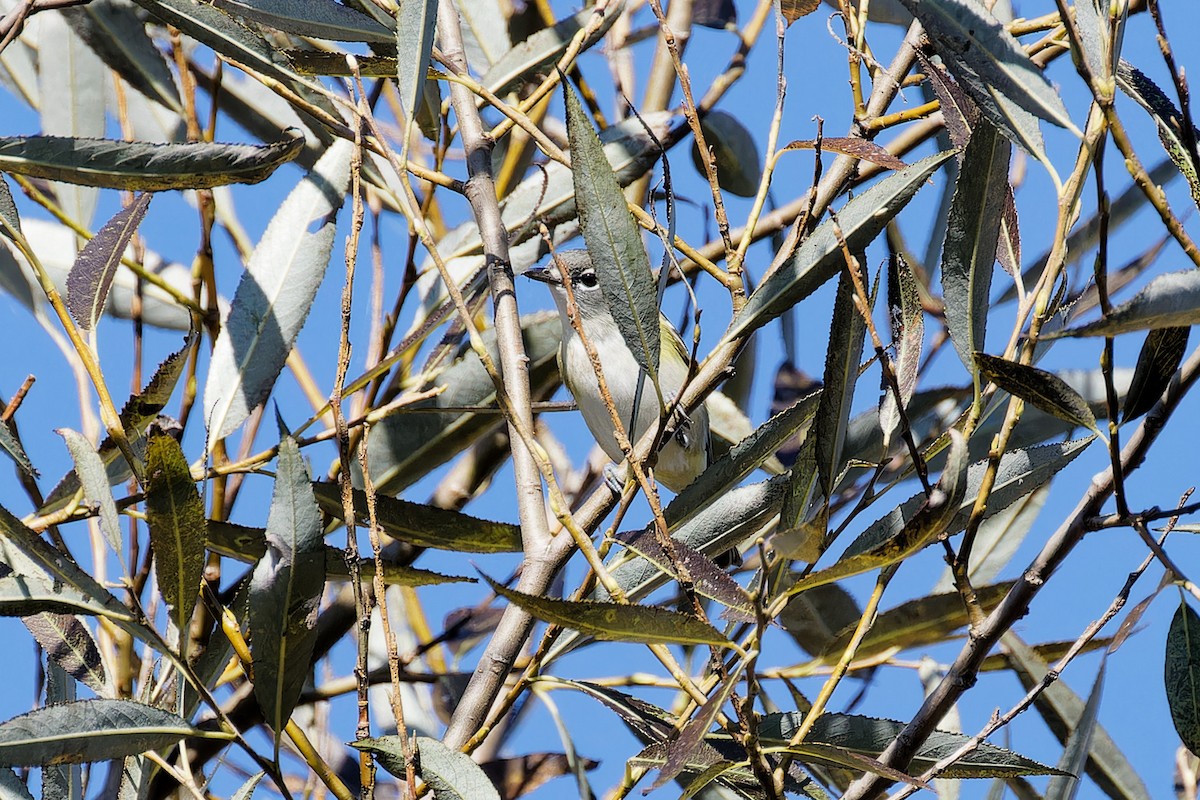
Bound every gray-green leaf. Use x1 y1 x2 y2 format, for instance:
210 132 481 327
1046 269 1200 338
1166 599 1200 757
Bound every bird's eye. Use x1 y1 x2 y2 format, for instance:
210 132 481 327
578 270 599 288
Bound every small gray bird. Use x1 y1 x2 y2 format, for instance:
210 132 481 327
525 250 710 492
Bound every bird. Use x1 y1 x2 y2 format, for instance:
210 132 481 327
524 249 710 494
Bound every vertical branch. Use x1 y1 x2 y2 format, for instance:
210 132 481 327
435 0 560 751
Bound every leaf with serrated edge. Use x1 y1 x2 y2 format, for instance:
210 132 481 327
1006 632 1150 800
618 529 754 621
0 421 34 479
249 424 325 749
976 353 1098 432
898 0 1073 132
1123 326 1189 422
1117 61 1200 208
942 121 1009 371
0 700 225 767
755 712 1067 778
205 139 352 440
313 484 522 553
0 133 303 190
485 575 729 648
729 151 954 341
1166 599 1200 757
1048 269 1200 338
564 79 660 382
22 612 107 696
814 266 868 500
934 484 1047 592
67 193 151 330
0 174 21 239
57 429 121 554
144 432 206 637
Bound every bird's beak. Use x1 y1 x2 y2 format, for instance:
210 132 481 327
523 267 562 285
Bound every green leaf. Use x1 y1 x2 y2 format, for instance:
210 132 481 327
0 174 22 239
756 712 1068 778
1166 599 1200 756
207 518 474 585
22 612 107 696
0 700 222 767
1122 326 1189 422
312 483 522 554
975 353 1098 432
1005 632 1150 800
204 139 352 440
249 424 326 747
230 772 265 800
352 736 501 800
63 0 182 112
479 3 623 99
779 584 863 659
56 428 121 554
840 436 1094 576
66 193 152 331
485 575 730 648
0 133 304 190
212 0 391 41
898 0 1074 132
880 253 923 450
1117 61 1200 209
934 484 1048 592
144 432 206 636
692 109 762 197
942 121 1010 371
394 0 437 130
617 529 754 620
0 421 33 480
814 265 868 500
1046 269 1200 338
564 78 660 382
786 429 969 596
818 582 1014 665
729 150 954 341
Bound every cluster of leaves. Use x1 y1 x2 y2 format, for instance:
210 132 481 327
0 0 1199 798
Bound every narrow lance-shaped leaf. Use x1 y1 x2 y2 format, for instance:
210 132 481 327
1005 632 1152 800
204 139 352 441
249 422 326 749
564 78 660 383
0 174 21 239
211 0 392 42
729 150 955 341
814 264 868 501
1046 269 1200 338
1123 326 1189 422
1165 599 1200 757
22 612 107 696
394 0 436 130
0 133 303 190
1117 61 1200 209
62 0 182 113
144 432 206 638
1046 661 1104 800
897 0 1074 132
66 192 151 331
312 483 522 553
942 120 1010 372
975 353 1098 433
756 712 1068 778
0 420 33 479
485 575 730 648
57 428 121 554
0 700 223 767
880 252 923 450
